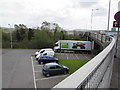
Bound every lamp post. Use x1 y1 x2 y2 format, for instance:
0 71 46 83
91 9 99 30
8 24 13 48
107 0 111 31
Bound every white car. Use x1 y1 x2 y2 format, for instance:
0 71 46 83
35 48 54 60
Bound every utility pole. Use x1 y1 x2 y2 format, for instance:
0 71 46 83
107 0 111 31
8 24 13 48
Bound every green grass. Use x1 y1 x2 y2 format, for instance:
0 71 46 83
59 59 89 74
54 54 58 58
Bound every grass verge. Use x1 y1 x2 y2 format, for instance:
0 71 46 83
59 59 89 74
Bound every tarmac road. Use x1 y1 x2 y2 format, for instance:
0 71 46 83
2 49 36 88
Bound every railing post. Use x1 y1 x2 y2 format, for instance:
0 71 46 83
100 34 102 43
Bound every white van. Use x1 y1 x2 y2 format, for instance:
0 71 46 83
35 48 54 59
35 48 53 56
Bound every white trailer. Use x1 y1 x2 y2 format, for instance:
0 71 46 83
54 40 92 53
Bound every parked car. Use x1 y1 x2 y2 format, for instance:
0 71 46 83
35 48 53 57
107 33 114 37
42 63 69 77
36 48 54 60
38 56 58 64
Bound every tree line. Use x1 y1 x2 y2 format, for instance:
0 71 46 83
2 21 83 49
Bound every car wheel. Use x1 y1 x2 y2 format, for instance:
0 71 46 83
46 73 50 77
63 71 67 74
38 61 41 64
41 62 43 64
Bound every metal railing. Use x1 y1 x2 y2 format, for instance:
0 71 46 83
52 32 116 89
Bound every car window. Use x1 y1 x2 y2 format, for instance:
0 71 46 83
55 44 58 46
43 53 47 56
49 66 56 69
43 65 48 70
56 65 62 69
40 50 45 53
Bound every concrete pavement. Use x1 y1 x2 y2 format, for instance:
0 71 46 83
110 35 120 89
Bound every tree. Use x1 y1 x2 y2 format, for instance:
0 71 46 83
14 24 28 41
60 30 66 40
2 32 10 41
19 24 28 40
28 28 34 40
2 32 10 48
41 21 50 30
16 29 21 41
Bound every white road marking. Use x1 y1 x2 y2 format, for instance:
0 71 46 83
34 71 42 73
78 54 81 59
66 53 68 59
34 61 38 63
83 54 89 60
35 74 68 81
75 54 79 60
34 65 43 67
31 56 37 90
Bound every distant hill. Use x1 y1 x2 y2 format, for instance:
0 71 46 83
72 29 90 31
0 27 15 33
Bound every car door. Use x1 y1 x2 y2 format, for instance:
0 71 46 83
49 66 56 75
55 65 63 74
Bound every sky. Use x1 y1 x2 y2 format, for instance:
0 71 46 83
0 0 119 30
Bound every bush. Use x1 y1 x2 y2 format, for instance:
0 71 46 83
2 41 10 48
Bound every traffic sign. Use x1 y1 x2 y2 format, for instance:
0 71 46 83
114 11 120 22
113 21 120 27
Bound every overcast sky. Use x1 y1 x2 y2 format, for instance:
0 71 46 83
0 0 119 30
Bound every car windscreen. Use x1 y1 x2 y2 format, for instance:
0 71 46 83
55 44 58 46
40 50 45 53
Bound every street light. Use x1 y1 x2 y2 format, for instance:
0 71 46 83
119 1 120 11
91 9 99 30
8 24 13 48
107 0 111 31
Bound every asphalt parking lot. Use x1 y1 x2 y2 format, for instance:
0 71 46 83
2 49 35 88
57 52 92 60
2 49 92 89
31 56 68 88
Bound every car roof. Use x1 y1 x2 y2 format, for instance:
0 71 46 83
40 48 53 51
45 63 59 66
39 55 53 57
38 48 53 52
